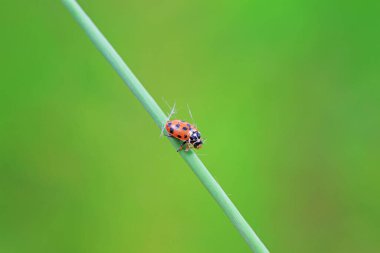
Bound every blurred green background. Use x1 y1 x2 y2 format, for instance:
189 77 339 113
1 0 379 252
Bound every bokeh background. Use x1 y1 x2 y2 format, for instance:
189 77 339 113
1 0 379 252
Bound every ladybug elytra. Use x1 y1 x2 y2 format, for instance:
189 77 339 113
165 119 203 152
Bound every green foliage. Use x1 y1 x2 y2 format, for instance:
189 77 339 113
1 0 379 252
62 1 269 252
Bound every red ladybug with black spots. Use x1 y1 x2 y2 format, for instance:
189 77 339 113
165 119 203 152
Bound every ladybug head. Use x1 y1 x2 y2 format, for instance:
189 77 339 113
190 130 203 149
193 140 203 149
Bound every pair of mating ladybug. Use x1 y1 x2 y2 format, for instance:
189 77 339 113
163 106 203 152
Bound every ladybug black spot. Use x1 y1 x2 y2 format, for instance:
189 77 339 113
184 135 188 138
177 135 182 138
182 127 188 130
187 123 191 127
175 123 180 128
168 122 172 126
169 127 174 134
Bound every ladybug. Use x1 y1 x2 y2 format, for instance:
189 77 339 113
165 119 203 152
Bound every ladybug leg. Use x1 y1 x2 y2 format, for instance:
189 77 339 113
185 142 195 152
177 141 187 152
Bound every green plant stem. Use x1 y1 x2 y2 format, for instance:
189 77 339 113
62 1 269 252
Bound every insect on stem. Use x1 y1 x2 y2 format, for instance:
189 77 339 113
62 1 270 252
